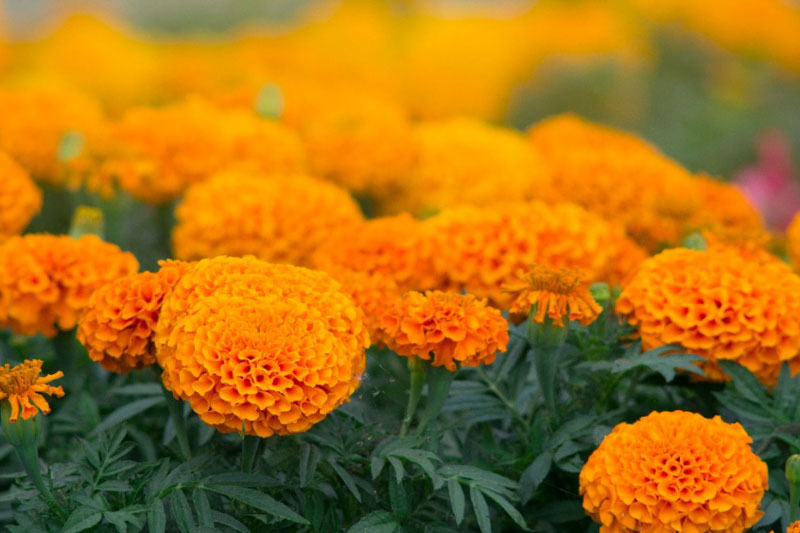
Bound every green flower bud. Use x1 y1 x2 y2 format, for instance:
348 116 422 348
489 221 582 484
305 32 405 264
0 401 40 448
787 454 800 486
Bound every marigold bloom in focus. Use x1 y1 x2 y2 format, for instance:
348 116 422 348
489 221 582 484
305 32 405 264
0 360 64 422
0 234 139 336
77 260 189 373
173 172 363 265
788 521 800 533
580 410 767 532
0 153 41 240
154 257 369 437
380 291 508 371
505 265 601 326
616 248 800 384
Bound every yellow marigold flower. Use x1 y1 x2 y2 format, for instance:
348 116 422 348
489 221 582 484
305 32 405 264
580 410 767 533
0 360 64 422
313 213 440 292
0 153 41 241
101 98 305 204
382 118 549 216
616 248 800 384
505 265 601 326
77 260 190 373
0 234 139 337
173 171 363 266
787 212 800 272
424 202 645 308
379 291 509 371
154 257 369 437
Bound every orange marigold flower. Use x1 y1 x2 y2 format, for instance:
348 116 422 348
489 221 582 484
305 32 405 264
616 247 800 384
580 410 767 533
0 234 139 336
505 265 601 326
0 360 64 422
101 98 306 204
173 171 363 266
788 521 800 533
313 213 440 291
787 212 800 272
77 260 190 373
424 202 645 308
0 152 41 241
154 257 369 437
380 291 509 371
382 118 549 216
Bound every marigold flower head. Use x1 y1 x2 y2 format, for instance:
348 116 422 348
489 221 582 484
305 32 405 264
505 265 602 326
101 98 306 204
0 152 41 241
616 247 800 384
379 291 509 371
154 256 369 437
788 521 800 533
0 234 139 337
382 118 549 216
0 360 64 422
77 260 190 373
580 410 767 533
173 171 363 266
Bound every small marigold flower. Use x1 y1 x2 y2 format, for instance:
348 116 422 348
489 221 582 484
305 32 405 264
616 247 800 384
0 234 139 336
154 257 369 437
0 153 41 241
173 171 363 266
0 360 64 422
380 291 509 371
788 521 800 533
505 265 602 326
580 410 767 533
77 260 190 373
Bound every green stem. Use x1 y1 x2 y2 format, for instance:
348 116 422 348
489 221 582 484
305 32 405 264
241 436 261 472
161 385 192 460
792 483 800 522
533 346 560 423
400 357 425 436
15 443 65 519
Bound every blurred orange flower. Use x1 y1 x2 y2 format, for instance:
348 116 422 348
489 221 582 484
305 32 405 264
0 153 41 241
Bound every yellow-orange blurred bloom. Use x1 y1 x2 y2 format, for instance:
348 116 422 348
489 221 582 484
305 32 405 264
505 265 601 326
0 153 41 240
0 360 64 422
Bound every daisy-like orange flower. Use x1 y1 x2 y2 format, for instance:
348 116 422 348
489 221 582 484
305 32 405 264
580 411 767 532
379 290 509 371
505 265 602 326
0 360 64 422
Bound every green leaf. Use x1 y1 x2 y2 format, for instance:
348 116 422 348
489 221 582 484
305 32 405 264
388 476 410 518
202 485 309 525
439 465 517 495
299 443 320 487
147 500 166 533
469 485 492 533
171 489 195 533
389 449 442 488
111 384 163 396
387 457 405 485
90 396 164 436
211 511 250 533
520 452 552 504
371 456 386 480
346 510 399 533
193 489 213 527
62 507 103 533
447 479 465 525
482 490 528 530
719 360 771 405
328 458 362 502
416 365 455 434
201 472 279 488
587 345 705 382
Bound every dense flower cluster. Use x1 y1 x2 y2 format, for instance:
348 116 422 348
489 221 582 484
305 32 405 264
77 260 189 373
0 360 64 422
0 153 41 241
173 172 363 265
380 291 509 371
616 248 800 383
580 411 767 532
505 265 602 326
154 257 369 437
0 234 139 336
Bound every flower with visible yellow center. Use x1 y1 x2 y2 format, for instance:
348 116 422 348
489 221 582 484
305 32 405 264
0 360 64 422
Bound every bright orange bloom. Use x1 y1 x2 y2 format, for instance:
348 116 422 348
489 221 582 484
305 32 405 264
0 153 41 241
0 234 139 337
77 260 190 373
0 360 64 422
380 291 509 371
505 265 601 326
616 248 800 384
154 257 369 437
580 411 767 533
173 171 363 266
788 521 800 533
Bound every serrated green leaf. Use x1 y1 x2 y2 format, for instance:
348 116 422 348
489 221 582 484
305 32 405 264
588 345 705 382
719 360 771 405
520 452 552 504
171 489 195 533
62 507 103 533
469 485 491 533
388 457 405 485
447 479 465 525
346 510 399 533
328 458 362 502
389 449 442 487
299 443 320 487
482 489 528 530
211 510 250 533
202 485 308 525
193 489 213 527
90 396 164 436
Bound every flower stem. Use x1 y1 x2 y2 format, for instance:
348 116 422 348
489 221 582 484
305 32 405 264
241 436 261 472
161 385 192 460
400 357 425 436
14 440 65 520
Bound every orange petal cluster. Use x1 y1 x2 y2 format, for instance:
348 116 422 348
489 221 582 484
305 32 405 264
154 257 369 437
616 248 800 384
505 265 602 326
788 521 800 533
173 171 363 266
0 360 64 422
77 260 190 373
0 234 139 337
580 410 767 533
0 153 41 241
379 290 508 371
